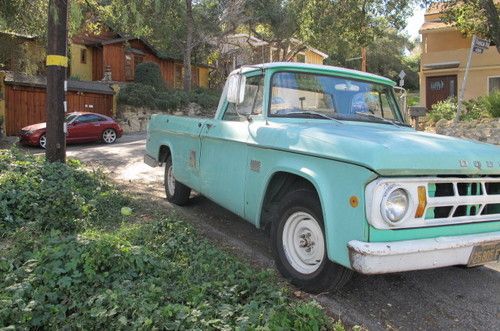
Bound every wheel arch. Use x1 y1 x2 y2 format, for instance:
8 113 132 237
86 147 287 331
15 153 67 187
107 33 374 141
258 169 324 232
158 144 172 166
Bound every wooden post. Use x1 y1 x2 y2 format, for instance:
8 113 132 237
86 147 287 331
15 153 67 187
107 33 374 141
361 47 367 72
46 0 68 163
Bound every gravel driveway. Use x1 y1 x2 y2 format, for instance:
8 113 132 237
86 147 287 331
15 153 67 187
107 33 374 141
19 133 500 330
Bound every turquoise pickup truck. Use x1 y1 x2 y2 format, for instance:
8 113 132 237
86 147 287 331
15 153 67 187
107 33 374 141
145 63 500 293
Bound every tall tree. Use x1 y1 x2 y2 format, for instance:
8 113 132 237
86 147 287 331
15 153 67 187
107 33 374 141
183 0 194 91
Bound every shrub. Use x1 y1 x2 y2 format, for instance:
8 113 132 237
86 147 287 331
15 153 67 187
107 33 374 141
0 150 336 329
428 94 497 123
478 91 500 118
0 149 128 236
117 83 159 109
118 83 220 112
134 62 165 90
429 98 457 123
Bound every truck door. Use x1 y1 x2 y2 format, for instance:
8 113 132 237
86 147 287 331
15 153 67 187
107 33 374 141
199 75 264 218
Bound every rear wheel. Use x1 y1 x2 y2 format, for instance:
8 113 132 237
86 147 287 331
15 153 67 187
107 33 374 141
271 187 353 293
39 134 47 149
102 128 117 144
165 156 191 205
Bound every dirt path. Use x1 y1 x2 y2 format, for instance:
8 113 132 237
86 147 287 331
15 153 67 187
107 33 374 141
19 133 500 330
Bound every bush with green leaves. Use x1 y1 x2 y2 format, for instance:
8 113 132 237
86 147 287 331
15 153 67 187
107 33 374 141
428 98 457 123
428 93 498 124
0 150 339 330
0 149 127 235
134 62 165 90
118 83 220 112
477 91 500 118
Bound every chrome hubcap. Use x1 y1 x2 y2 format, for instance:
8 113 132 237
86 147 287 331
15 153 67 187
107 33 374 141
167 165 176 196
39 135 46 148
282 211 325 274
103 129 116 143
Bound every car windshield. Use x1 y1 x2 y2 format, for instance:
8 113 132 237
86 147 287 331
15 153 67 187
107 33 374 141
65 114 78 123
269 72 406 125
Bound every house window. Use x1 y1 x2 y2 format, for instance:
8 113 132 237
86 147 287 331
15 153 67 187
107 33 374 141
488 77 500 94
296 53 305 63
80 49 87 64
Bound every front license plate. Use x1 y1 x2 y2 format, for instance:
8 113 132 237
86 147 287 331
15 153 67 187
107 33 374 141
467 242 500 267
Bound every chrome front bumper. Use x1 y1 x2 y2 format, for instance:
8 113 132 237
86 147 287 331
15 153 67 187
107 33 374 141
348 231 500 274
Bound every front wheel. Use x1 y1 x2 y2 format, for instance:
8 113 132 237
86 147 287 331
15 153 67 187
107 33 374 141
164 156 191 205
102 128 117 144
271 188 353 293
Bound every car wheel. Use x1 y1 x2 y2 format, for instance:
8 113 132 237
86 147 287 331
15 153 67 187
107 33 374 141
39 134 47 149
165 155 191 205
271 187 353 293
102 128 117 144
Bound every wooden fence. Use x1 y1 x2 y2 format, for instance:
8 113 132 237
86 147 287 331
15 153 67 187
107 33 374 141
2 72 115 136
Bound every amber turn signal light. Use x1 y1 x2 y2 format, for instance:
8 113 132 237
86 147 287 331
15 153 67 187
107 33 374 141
415 186 427 218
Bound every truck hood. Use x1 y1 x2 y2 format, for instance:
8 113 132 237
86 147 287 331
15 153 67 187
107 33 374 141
250 120 500 176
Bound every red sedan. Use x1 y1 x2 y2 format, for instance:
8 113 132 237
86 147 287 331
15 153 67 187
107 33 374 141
18 112 124 148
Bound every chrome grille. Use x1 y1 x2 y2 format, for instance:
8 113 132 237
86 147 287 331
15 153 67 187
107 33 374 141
424 178 500 223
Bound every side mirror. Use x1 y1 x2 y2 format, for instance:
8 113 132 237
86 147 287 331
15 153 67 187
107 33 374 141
227 74 246 104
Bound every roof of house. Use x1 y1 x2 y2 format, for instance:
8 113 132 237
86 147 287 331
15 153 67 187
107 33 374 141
3 71 115 95
220 33 329 59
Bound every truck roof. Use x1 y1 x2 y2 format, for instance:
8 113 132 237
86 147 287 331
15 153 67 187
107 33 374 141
230 62 396 86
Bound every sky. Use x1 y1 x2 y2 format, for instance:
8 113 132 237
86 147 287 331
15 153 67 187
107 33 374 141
404 5 426 41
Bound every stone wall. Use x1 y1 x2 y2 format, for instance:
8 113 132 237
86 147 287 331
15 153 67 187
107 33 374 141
116 103 216 133
428 118 500 145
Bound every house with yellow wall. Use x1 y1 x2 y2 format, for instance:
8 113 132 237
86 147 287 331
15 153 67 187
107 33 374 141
419 4 500 109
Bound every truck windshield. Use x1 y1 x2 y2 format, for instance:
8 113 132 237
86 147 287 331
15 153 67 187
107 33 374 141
269 71 406 125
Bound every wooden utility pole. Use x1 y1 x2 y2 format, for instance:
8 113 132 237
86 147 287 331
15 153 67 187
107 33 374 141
46 0 68 163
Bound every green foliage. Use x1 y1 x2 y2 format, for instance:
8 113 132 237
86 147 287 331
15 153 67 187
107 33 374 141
428 93 499 123
134 62 165 90
429 98 457 123
0 150 336 330
118 83 220 111
437 0 500 53
477 91 500 118
0 149 127 236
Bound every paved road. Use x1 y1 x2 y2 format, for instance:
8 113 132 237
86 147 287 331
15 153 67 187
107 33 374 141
22 134 500 330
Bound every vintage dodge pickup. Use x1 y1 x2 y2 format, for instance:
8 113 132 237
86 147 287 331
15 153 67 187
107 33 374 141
145 63 500 292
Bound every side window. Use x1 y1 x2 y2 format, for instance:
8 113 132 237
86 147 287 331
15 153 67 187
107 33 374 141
223 75 264 121
78 114 102 123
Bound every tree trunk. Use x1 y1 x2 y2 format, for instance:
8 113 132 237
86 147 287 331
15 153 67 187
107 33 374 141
480 0 500 53
183 0 193 92
46 0 68 163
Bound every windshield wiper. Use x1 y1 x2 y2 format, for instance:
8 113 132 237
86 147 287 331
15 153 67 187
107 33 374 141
285 111 343 124
354 112 409 127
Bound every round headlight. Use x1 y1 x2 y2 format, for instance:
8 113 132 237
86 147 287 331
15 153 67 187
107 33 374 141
381 188 409 224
